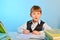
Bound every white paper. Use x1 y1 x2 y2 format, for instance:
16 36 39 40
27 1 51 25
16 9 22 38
16 33 45 40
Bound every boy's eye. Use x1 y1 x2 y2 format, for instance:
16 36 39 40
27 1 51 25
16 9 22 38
32 12 40 15
33 13 35 15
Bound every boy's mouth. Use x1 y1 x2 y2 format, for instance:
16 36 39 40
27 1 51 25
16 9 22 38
35 18 38 19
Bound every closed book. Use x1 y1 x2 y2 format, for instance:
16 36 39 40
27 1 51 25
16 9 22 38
45 29 60 40
0 33 7 40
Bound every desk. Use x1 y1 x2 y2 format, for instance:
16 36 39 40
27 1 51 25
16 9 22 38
8 32 46 40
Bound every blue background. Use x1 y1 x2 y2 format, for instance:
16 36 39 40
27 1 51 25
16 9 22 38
0 0 60 32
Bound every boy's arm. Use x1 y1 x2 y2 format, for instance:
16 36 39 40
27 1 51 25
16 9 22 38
43 23 52 30
18 23 27 34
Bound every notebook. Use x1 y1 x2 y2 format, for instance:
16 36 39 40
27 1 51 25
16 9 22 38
16 33 45 40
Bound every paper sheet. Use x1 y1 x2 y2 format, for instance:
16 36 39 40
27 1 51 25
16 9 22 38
16 33 45 40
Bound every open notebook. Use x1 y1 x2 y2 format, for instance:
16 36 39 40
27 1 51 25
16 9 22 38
16 33 45 40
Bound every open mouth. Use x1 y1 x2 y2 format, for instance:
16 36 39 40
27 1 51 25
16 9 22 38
35 18 38 19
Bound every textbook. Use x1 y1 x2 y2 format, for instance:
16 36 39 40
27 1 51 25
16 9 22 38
45 29 60 40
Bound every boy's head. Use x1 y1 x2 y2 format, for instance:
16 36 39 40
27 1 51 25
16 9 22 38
30 5 42 22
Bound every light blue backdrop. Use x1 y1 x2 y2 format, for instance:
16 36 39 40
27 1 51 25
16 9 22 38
0 0 60 32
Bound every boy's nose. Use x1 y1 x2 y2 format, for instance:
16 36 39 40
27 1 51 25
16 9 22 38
35 15 38 17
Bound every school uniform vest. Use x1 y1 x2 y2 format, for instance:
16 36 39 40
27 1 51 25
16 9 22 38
27 20 45 32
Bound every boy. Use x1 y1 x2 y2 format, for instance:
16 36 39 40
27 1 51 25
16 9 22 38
18 5 51 39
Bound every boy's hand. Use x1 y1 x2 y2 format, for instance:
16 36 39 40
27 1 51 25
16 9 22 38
23 30 30 34
32 30 40 35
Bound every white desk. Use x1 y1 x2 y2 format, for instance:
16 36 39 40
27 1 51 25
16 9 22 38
8 32 45 40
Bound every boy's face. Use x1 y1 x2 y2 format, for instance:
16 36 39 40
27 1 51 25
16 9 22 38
31 11 42 22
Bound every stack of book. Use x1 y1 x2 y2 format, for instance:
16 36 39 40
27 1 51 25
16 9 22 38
45 29 60 40
0 21 11 40
0 33 7 40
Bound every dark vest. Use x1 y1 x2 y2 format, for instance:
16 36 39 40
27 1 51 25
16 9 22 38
27 20 45 32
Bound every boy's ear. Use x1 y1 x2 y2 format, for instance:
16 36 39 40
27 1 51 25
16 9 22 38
40 12 42 15
40 13 42 17
41 13 42 16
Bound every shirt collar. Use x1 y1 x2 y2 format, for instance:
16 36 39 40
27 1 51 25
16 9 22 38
32 20 41 24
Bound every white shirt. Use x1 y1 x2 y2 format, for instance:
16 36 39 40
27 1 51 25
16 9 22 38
18 20 52 39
